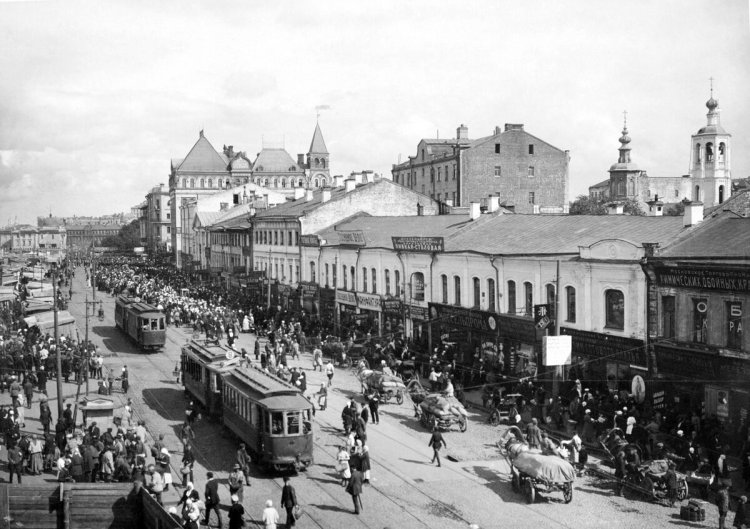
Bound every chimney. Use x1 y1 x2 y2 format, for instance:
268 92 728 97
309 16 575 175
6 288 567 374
297 154 305 166
494 126 502 136
683 200 704 227
470 202 481 220
294 187 305 200
352 172 363 185
646 195 664 217
333 175 344 187
305 189 314 202
417 203 424 216
321 188 332 203
345 179 356 193
607 203 624 215
487 195 501 213
456 124 468 140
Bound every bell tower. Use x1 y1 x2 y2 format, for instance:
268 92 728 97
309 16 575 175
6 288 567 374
689 81 732 206
306 122 330 188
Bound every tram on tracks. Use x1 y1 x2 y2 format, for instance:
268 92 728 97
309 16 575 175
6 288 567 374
181 339 314 472
114 295 166 351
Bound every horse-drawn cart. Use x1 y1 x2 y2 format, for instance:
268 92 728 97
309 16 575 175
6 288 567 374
416 394 468 432
360 371 406 405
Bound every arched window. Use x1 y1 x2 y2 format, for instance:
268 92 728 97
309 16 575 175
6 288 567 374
472 277 481 308
719 185 725 204
324 263 329 287
566 286 576 323
487 278 496 311
199 178 204 188
546 284 556 321
289 166 296 172
441 274 448 303
189 178 195 188
411 272 424 301
706 142 714 162
694 185 701 202
315 158 320 167
718 142 726 162
273 179 278 188
453 276 461 306
385 269 391 295
507 280 516 314
207 179 213 188
181 178 187 188
524 282 533 317
321 159 326 168
314 179 319 187
695 143 701 163
394 270 401 297
298 178 304 187
342 265 348 290
350 266 355 290
264 179 269 187
371 268 377 294
362 267 368 292
605 289 624 330
281 179 287 188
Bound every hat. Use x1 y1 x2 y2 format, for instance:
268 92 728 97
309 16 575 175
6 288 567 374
689 447 695 453
616 411 623 416
231 494 239 503
168 507 177 514
265 500 273 507
677 430 684 437
584 408 591 414
233 463 241 470
656 442 664 447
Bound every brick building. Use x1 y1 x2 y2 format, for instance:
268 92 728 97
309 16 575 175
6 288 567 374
392 123 570 214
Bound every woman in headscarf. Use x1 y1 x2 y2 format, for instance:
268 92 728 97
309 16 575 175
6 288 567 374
28 434 44 475
361 444 372 484
336 446 351 487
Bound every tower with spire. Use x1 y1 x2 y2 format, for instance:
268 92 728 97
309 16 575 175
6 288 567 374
688 82 732 205
608 112 645 200
305 121 330 187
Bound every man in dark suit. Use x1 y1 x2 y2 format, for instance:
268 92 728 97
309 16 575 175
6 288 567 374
347 469 364 514
204 471 222 528
280 476 298 527
428 426 446 467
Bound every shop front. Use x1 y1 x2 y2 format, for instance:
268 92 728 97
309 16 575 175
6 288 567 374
382 299 403 338
560 327 647 394
319 287 336 334
407 304 429 349
496 314 541 379
356 292 382 336
299 281 320 315
335 289 358 334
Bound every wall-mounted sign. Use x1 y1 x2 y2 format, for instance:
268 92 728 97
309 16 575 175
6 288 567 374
357 292 382 311
543 335 572 366
338 231 366 246
335 289 357 306
392 236 444 253
654 266 750 294
428 303 498 334
299 235 320 247
299 282 319 298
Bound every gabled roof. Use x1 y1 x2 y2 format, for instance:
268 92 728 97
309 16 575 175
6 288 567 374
175 132 229 173
253 148 301 173
309 122 328 154
194 211 222 228
317 214 472 247
589 179 610 189
657 215 750 259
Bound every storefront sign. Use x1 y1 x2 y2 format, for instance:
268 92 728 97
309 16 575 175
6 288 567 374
428 303 498 334
241 247 252 256
543 335 572 366
391 236 444 253
299 282 319 298
534 304 551 329
382 299 402 315
496 314 540 343
653 266 750 294
357 292 382 311
632 375 646 404
335 289 357 306
655 345 717 379
561 327 646 366
408 305 428 321
299 235 320 247
247 270 266 280
338 231 366 246
653 390 666 410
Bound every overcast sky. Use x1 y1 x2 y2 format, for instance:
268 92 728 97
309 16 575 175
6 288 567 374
1 0 749 225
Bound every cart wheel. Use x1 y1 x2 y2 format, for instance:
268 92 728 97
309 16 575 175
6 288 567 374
489 410 500 426
677 478 688 501
511 473 520 492
459 417 467 433
525 480 536 504
563 482 573 503
396 392 404 405
343 357 352 368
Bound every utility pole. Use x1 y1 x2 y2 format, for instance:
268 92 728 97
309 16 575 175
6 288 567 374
83 296 102 396
52 263 63 419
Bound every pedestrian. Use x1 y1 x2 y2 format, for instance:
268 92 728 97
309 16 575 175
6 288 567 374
347 469 364 514
734 495 747 529
181 420 195 445
144 464 164 505
204 471 222 528
177 481 200 508
312 346 322 371
107 371 114 395
664 460 678 507
181 443 195 486
361 444 372 484
28 434 44 475
428 426 446 467
325 361 334 388
262 499 280 529
228 494 245 529
717 481 730 529
23 376 33 409
39 397 52 435
280 476 298 527
237 442 252 486
336 445 351 487
121 366 129 393
316 383 327 411
228 463 245 502
367 390 380 424
7 442 23 483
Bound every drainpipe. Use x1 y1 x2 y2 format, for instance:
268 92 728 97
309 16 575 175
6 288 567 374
396 251 407 340
489 255 500 313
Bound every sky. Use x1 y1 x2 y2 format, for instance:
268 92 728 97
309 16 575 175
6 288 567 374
1 0 749 225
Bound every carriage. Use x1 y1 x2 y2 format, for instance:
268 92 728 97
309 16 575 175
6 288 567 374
359 370 406 404
416 394 468 432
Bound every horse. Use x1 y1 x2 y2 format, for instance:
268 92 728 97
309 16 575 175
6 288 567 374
600 428 643 494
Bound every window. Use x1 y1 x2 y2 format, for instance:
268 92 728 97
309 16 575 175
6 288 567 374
546 284 556 321
325 264 329 287
286 412 300 434
350 266 355 289
566 286 576 323
274 231 278 245
487 279 496 311
662 295 675 339
394 270 401 297
288 231 292 245
310 261 316 283
605 290 625 330
528 166 535 177
494 166 502 177
385 269 391 295
332 265 337 288
371 268 377 294
454 276 461 306
437 167 441 181
528 144 535 155
412 272 425 301
507 280 516 314
362 267 367 292
692 298 708 343
343 265 348 290
472 277 481 308
495 144 501 154
441 274 448 304
524 282 533 317
706 142 714 162
727 302 743 349
271 412 283 435
528 192 535 204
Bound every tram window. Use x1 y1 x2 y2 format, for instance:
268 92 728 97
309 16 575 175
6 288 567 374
286 412 300 434
141 319 149 330
151 319 158 330
252 404 260 429
271 412 283 435
159 318 165 330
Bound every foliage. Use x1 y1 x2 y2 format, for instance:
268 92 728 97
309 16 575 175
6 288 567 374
665 201 686 216
101 220 141 249
569 195 644 216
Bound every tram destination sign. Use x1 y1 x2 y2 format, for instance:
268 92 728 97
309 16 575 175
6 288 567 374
391 236 444 253
654 266 750 294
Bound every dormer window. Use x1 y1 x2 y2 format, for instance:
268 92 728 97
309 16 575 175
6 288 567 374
289 166 296 171
257 166 264 172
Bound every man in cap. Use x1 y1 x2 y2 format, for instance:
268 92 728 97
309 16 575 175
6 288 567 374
236 442 252 486
144 464 164 505
228 463 245 502
204 471 222 528
9 375 21 408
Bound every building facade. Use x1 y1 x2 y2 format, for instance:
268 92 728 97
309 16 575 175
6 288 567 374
392 123 570 213
144 184 171 255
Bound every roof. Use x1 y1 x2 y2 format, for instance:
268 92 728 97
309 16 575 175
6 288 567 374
657 215 750 259
309 122 328 154
589 179 610 189
318 214 472 247
254 180 373 219
224 365 303 402
253 148 301 173
259 394 312 411
175 132 228 173
195 211 222 227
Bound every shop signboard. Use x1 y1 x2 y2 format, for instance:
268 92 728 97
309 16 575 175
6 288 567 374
534 304 551 329
653 266 750 294
241 247 252 257
357 292 382 311
338 231 366 246
335 289 357 306
542 335 572 365
382 299 402 315
428 303 498 334
561 327 646 367
655 345 717 379
299 235 320 247
408 305 428 321
299 282 319 298
391 236 444 253
247 270 266 280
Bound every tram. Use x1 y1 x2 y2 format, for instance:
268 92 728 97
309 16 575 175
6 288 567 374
180 339 314 472
114 295 166 351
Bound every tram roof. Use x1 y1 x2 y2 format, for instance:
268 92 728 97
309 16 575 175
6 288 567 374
116 295 162 315
224 366 303 401
259 394 312 411
183 339 235 365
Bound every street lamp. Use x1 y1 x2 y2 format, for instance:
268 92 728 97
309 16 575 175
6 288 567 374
49 260 64 418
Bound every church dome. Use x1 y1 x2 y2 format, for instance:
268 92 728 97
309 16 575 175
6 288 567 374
706 97 719 111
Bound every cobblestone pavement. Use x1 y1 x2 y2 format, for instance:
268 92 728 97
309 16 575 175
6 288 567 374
3 274 732 529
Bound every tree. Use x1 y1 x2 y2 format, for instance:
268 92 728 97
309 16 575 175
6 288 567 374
101 220 141 249
569 195 645 216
